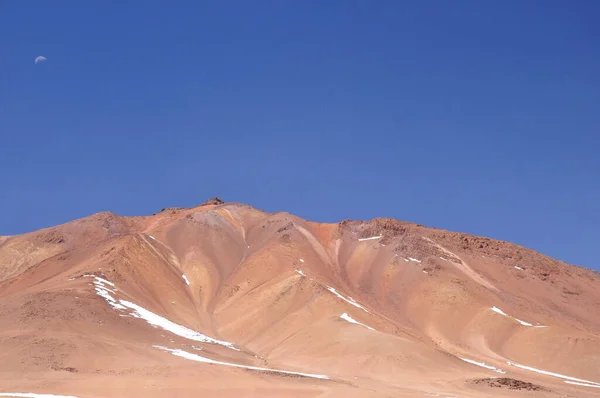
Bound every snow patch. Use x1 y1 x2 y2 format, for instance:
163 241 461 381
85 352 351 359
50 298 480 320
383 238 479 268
564 381 600 389
295 269 307 277
94 282 116 294
182 274 190 285
408 257 422 263
92 277 124 312
299 259 304 263
326 286 369 313
490 307 544 328
358 235 382 241
459 357 506 374
154 346 330 380
491 306 508 316
95 287 116 303
506 361 600 387
92 277 238 351
340 313 374 331
148 235 156 241
94 277 114 287
119 300 238 349
514 318 533 327
514 265 523 270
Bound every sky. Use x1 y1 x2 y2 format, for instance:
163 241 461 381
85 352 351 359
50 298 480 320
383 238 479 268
1 1 599 270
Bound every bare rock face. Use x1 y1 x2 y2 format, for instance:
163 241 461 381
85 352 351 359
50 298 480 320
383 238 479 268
470 377 551 392
157 207 185 214
0 201 599 397
200 197 225 206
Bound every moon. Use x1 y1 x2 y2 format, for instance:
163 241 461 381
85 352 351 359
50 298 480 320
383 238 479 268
34 56 47 64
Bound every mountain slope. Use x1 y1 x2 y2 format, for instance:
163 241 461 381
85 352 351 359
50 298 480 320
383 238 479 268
1 199 599 397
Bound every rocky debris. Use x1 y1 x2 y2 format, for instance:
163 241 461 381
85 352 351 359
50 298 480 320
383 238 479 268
200 197 225 206
185 210 229 229
470 377 550 391
41 230 66 244
340 218 412 240
157 207 184 215
343 217 596 289
97 213 132 237
423 260 443 275
339 219 453 266
280 233 292 243
257 214 292 231
562 286 581 296
277 222 294 233
426 229 599 284
53 366 79 373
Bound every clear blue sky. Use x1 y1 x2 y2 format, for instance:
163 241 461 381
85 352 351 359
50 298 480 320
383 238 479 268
1 1 599 270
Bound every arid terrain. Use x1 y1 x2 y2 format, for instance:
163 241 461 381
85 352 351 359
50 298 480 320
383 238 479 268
1 198 599 397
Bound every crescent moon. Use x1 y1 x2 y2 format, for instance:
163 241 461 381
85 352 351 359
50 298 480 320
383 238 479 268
34 56 47 64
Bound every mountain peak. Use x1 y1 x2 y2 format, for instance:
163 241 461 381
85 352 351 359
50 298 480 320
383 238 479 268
0 200 599 396
199 197 225 206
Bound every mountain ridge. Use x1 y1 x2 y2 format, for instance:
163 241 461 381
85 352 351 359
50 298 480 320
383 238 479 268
0 199 599 397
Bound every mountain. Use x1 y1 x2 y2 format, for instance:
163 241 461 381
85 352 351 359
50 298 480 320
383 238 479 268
1 199 599 397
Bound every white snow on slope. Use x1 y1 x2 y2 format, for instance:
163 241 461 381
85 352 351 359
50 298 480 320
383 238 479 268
326 286 369 313
506 361 600 387
91 276 238 350
490 307 544 328
408 257 421 263
514 265 523 270
299 258 304 263
94 282 116 294
295 269 307 277
513 318 533 327
459 357 506 374
154 346 330 380
182 274 190 286
358 235 382 241
120 300 238 349
148 235 156 241
94 285 116 302
340 313 374 331
491 306 508 316
94 277 114 287
564 381 600 389
92 277 125 310
0 394 79 398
